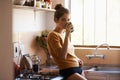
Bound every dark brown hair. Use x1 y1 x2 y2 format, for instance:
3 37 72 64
54 4 69 21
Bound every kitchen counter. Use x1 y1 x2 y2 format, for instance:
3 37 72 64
83 65 120 80
15 75 63 80
15 65 61 80
15 65 120 80
83 64 120 74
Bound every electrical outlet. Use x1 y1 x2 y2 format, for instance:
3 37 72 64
13 42 20 57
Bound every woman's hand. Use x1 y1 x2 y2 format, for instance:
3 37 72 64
40 68 50 74
40 68 59 75
78 59 84 67
65 22 73 37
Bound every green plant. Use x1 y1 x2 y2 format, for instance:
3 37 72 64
36 30 50 50
36 30 51 66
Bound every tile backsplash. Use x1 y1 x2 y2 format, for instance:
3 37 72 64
75 47 120 66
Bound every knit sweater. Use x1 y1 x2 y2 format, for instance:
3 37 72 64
47 31 79 70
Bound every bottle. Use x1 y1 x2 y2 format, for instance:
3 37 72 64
36 0 40 7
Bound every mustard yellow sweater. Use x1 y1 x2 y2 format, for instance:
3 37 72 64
47 31 79 70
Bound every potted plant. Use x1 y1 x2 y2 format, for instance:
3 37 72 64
36 30 51 66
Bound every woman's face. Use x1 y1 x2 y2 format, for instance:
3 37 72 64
56 13 70 29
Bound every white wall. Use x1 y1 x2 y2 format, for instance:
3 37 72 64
0 0 13 80
13 9 35 32
13 8 55 32
46 12 55 30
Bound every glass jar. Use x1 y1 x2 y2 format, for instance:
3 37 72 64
31 55 41 73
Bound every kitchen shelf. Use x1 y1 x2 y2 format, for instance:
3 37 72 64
13 5 34 10
35 7 55 12
13 5 55 12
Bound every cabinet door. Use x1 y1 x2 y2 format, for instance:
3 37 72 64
109 75 120 80
86 75 107 80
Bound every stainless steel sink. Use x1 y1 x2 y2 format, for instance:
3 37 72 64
93 66 120 71
83 66 120 74
82 66 93 70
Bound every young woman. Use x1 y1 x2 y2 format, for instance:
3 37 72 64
47 4 87 80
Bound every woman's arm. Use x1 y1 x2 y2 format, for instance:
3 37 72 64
59 23 72 59
40 68 59 75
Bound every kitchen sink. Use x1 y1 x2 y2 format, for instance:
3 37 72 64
82 66 93 70
84 66 120 74
93 66 120 71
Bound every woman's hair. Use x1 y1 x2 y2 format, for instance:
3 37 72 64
54 4 69 21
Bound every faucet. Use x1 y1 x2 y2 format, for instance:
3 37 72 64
86 43 110 59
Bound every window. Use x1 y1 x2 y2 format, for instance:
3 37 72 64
66 0 120 46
